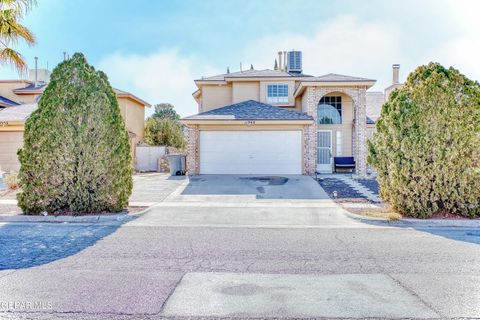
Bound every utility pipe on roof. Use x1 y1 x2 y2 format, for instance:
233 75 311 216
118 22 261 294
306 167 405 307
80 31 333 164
278 51 282 72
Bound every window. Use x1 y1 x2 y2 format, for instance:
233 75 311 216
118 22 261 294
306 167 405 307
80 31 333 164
267 84 288 104
336 131 343 156
317 96 342 124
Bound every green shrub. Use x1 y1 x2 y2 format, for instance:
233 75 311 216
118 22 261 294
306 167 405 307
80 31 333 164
368 63 480 218
4 171 19 190
144 118 185 149
17 53 133 215
152 103 180 121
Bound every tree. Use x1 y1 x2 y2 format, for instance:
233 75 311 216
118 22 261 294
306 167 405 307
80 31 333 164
368 62 480 218
143 118 185 149
0 0 36 74
17 53 133 215
152 103 180 121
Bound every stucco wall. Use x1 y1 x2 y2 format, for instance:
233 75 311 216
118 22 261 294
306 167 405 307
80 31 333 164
117 97 146 165
259 80 296 106
232 82 259 103
198 80 302 112
200 84 232 112
117 97 145 141
0 130 23 172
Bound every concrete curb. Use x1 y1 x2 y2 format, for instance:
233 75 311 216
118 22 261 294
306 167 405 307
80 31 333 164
0 206 154 224
344 210 480 228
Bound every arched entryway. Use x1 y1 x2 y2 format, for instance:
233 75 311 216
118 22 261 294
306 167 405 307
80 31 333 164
304 87 367 177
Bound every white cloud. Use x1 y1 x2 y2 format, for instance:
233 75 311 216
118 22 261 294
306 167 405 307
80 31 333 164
242 15 402 91
98 5 479 120
425 0 480 80
98 49 219 117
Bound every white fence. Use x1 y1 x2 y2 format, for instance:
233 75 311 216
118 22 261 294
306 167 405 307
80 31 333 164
135 146 166 172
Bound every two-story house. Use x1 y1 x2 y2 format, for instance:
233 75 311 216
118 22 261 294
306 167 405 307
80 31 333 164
182 50 378 177
0 69 150 172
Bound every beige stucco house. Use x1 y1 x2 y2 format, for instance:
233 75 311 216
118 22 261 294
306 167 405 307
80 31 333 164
0 70 150 172
182 51 399 178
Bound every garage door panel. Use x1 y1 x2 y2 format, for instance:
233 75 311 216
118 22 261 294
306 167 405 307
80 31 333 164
200 130 302 174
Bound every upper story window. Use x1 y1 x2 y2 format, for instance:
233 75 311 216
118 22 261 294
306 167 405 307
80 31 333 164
266 84 288 104
317 96 342 124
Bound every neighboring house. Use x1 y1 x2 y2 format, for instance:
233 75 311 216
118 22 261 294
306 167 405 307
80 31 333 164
365 65 404 142
182 50 376 177
0 69 150 172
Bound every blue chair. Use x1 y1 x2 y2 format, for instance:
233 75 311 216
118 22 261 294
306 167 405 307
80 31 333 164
334 157 356 173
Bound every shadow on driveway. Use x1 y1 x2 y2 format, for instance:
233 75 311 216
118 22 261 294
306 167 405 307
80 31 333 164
180 175 330 200
0 221 124 270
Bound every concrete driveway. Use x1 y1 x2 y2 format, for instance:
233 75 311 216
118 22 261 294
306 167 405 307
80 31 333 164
131 174 363 228
166 174 331 202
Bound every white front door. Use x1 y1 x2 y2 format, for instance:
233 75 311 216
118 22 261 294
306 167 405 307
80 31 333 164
199 130 302 174
317 130 332 173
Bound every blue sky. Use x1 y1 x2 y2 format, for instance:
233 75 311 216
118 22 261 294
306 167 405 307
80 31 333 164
1 0 478 116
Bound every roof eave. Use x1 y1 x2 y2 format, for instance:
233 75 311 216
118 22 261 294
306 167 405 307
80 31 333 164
194 80 228 85
192 89 201 98
12 90 43 95
116 93 151 107
293 80 377 98
181 119 314 125
0 119 27 125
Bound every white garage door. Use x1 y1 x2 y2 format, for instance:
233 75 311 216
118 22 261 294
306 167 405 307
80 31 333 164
200 130 302 174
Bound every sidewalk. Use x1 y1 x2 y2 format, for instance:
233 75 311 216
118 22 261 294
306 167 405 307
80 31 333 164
0 173 185 224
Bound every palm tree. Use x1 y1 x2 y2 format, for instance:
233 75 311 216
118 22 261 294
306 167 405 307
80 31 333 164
0 0 36 75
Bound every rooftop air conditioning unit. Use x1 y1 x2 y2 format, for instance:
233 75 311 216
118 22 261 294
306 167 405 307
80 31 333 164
287 50 302 73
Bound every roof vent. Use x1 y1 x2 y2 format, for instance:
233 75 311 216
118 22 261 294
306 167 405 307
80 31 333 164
287 50 302 73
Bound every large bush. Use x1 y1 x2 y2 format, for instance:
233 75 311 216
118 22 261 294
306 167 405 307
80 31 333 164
368 63 480 218
144 118 185 149
17 53 133 215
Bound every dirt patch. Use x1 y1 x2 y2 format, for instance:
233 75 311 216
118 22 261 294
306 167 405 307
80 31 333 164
334 198 370 204
346 207 402 221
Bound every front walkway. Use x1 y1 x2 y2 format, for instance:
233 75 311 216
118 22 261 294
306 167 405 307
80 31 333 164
317 174 381 203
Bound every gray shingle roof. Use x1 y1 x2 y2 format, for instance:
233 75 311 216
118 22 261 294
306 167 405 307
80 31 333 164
0 103 37 121
199 69 313 81
302 73 375 82
183 100 313 121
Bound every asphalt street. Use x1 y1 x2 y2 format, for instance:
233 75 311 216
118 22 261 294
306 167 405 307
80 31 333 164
0 174 479 319
0 214 479 319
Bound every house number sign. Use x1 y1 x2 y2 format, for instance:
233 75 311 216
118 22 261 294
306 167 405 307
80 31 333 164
244 120 255 126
